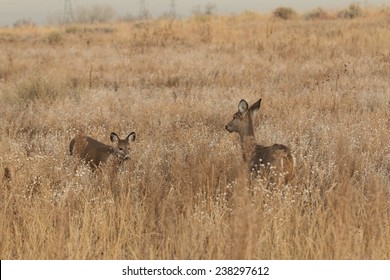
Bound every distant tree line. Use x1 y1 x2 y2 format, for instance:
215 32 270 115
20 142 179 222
11 2 381 27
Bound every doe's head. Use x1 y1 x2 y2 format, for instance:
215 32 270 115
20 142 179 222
225 98 261 133
110 132 136 161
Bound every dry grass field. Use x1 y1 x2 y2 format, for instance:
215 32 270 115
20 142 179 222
0 8 390 259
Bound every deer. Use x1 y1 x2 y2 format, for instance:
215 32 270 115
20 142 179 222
69 132 136 170
225 98 294 184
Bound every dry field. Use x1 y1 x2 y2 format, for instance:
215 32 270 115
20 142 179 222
0 10 390 259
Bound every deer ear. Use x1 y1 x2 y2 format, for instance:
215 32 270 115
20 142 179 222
238 99 249 113
127 132 136 142
250 98 262 114
110 132 119 143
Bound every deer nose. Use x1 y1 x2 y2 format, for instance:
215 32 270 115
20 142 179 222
225 125 231 132
123 155 130 160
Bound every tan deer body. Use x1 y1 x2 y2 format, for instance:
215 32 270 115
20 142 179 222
226 99 294 183
69 132 136 170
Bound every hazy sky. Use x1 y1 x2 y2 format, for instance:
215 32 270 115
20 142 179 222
0 0 389 26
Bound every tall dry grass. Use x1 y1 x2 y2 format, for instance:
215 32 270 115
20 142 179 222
0 10 389 259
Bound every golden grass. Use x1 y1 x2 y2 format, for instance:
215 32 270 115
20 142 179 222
0 11 390 259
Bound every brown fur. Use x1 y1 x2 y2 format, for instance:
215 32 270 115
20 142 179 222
69 132 136 170
226 98 294 183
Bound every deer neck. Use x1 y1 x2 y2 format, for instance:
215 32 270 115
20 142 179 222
239 121 257 163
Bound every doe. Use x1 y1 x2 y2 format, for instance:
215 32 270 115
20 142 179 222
69 132 136 170
226 98 294 183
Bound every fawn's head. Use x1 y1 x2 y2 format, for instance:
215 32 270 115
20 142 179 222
110 132 136 161
225 98 261 134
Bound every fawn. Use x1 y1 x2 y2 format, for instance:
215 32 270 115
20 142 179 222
69 132 136 170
